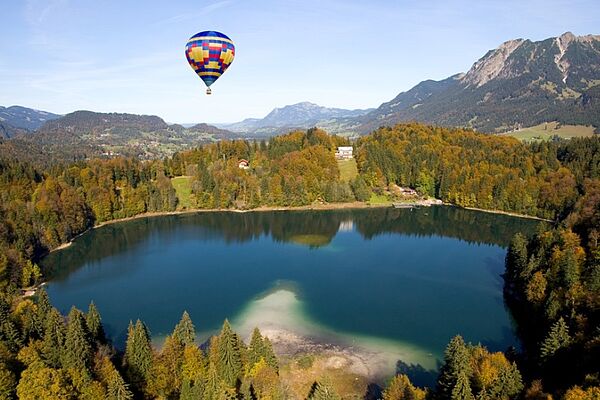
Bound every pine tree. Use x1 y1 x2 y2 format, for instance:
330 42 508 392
106 368 134 400
488 361 523 399
42 308 65 368
86 302 105 342
35 288 52 334
540 317 571 360
215 320 243 388
262 337 279 373
204 362 221 400
179 378 203 400
0 362 16 399
451 372 474 400
0 297 23 352
124 319 153 391
173 311 195 346
505 233 528 292
0 318 23 353
247 327 265 368
437 335 473 399
62 307 92 372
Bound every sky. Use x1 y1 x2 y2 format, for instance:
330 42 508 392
0 0 599 124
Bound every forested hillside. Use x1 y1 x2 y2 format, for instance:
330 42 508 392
0 106 61 131
355 124 599 220
1 110 239 160
3 124 600 291
504 180 600 394
1 123 599 398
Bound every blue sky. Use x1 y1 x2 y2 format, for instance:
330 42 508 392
1 0 599 123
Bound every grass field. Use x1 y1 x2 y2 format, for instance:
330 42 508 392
337 158 358 182
506 122 596 141
171 176 195 210
368 193 392 205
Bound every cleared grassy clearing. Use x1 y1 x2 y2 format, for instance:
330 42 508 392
506 122 595 141
171 176 195 210
368 193 392 205
337 158 358 182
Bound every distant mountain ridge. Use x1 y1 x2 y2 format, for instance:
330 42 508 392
220 102 373 134
4 32 598 151
0 121 27 139
357 32 600 133
38 110 169 135
0 105 61 131
9 110 236 160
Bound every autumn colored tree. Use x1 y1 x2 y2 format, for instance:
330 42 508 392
383 374 427 400
16 362 73 400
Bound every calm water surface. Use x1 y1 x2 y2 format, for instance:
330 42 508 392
43 206 539 365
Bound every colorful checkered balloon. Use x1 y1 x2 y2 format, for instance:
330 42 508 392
185 31 235 95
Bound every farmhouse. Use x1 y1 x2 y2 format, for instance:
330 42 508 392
335 146 353 159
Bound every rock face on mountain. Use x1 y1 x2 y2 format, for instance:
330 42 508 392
358 32 600 133
0 105 61 131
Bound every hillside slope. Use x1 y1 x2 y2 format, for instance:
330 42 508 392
358 32 600 134
0 105 61 131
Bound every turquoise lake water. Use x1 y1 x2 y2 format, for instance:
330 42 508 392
42 206 539 378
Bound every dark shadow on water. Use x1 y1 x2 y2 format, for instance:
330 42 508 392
396 360 439 388
483 254 506 292
479 325 521 353
363 383 382 400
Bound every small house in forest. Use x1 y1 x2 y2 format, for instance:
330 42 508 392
335 146 353 159
238 159 250 169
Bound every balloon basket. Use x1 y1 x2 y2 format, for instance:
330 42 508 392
206 88 212 95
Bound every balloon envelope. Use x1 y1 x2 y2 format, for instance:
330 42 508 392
185 31 235 89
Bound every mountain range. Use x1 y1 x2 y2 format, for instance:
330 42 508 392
217 102 373 135
219 32 600 135
0 105 61 131
1 32 598 158
355 32 600 134
1 110 240 160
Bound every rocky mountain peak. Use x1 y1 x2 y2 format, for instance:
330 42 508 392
461 38 525 87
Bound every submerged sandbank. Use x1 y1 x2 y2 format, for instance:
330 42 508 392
231 287 437 380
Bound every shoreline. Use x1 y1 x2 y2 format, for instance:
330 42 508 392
49 200 550 254
458 205 552 222
49 201 390 252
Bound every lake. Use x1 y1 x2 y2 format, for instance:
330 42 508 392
42 206 539 380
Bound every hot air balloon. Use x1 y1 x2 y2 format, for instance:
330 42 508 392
185 31 235 95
